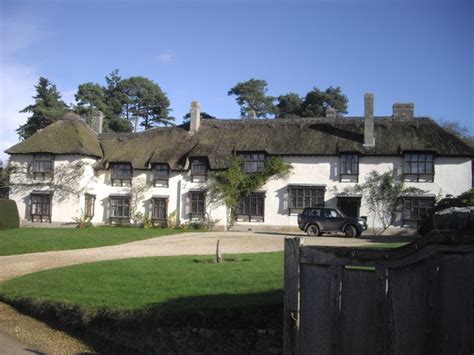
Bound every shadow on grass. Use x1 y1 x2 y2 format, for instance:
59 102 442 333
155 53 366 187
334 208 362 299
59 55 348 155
2 290 284 354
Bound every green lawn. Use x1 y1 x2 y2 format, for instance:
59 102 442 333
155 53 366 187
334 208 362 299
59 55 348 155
0 227 185 256
0 253 284 313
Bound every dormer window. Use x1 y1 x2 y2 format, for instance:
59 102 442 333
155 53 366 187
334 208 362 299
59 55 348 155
153 164 169 187
191 159 207 182
240 153 266 173
403 153 434 181
111 163 133 186
32 154 54 178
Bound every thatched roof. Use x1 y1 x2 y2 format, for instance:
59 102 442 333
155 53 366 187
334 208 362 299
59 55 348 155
185 117 474 169
5 113 102 158
6 114 473 170
98 127 196 169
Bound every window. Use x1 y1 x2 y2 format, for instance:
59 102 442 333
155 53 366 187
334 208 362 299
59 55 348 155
288 187 325 213
403 198 434 223
84 194 95 218
403 153 434 176
110 196 130 219
153 164 169 185
191 159 207 181
30 192 52 222
240 153 266 173
32 154 53 177
111 163 133 186
235 193 265 222
340 154 359 175
152 198 168 220
189 191 206 219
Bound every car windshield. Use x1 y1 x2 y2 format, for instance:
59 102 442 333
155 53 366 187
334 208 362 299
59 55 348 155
335 208 346 218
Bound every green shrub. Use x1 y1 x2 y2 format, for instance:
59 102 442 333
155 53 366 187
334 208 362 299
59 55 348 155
0 198 20 229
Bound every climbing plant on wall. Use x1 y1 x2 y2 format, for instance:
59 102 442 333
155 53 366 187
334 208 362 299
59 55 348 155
207 156 292 229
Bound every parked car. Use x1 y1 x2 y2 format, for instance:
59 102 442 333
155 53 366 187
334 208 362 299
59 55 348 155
297 207 367 237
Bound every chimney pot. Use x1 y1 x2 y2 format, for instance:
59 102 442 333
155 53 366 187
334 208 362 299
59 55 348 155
91 111 104 134
363 93 375 147
190 101 201 133
325 107 336 118
392 103 414 121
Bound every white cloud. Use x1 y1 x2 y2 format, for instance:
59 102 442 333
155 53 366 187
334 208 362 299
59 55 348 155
157 50 176 64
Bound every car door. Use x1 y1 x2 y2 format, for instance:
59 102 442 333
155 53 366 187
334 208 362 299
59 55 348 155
324 209 345 232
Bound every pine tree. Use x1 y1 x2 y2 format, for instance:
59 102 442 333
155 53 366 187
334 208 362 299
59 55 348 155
17 77 68 140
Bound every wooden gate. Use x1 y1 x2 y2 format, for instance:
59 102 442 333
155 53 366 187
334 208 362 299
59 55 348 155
283 232 474 355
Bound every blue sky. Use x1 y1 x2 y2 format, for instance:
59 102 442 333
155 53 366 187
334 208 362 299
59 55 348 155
0 0 472 161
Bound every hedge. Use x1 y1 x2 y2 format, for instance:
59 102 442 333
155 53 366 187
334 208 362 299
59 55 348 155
0 198 20 229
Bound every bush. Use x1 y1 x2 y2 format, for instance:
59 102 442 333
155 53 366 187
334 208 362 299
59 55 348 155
0 198 20 229
419 189 474 234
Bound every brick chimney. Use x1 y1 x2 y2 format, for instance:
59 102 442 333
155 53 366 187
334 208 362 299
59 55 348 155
325 107 336 118
363 93 375 147
91 111 104 134
393 103 414 121
190 101 201 134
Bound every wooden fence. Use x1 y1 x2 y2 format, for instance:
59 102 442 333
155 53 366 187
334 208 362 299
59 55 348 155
283 232 474 355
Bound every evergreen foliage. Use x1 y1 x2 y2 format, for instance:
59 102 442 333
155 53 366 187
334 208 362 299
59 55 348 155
228 79 275 118
16 77 68 139
275 92 303 118
0 198 19 229
118 76 173 131
74 82 108 121
299 86 348 117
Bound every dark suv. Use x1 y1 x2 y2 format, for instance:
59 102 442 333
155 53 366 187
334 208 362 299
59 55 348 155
297 207 367 237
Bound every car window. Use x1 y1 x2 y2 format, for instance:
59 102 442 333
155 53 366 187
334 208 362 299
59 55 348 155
312 209 320 217
326 209 339 218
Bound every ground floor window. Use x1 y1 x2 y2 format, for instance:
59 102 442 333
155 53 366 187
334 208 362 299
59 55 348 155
84 194 95 218
235 193 265 222
30 192 52 222
110 196 130 220
152 198 168 221
288 186 325 214
189 191 206 220
403 198 434 223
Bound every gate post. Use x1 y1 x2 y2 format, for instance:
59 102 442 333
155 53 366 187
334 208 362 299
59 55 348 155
284 237 303 355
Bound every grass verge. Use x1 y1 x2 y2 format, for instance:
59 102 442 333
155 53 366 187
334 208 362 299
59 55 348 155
0 252 284 313
0 227 186 256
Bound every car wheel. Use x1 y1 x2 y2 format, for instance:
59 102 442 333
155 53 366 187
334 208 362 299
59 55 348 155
306 224 320 237
344 225 357 238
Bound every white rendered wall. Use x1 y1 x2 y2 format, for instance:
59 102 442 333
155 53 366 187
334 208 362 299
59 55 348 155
9 154 96 224
8 154 472 229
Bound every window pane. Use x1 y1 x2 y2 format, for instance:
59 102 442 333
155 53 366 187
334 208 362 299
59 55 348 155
341 154 358 175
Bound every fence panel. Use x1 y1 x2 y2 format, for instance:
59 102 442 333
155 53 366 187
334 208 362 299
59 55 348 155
284 233 474 355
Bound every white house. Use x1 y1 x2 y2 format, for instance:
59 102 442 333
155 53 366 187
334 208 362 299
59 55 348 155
5 94 473 232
